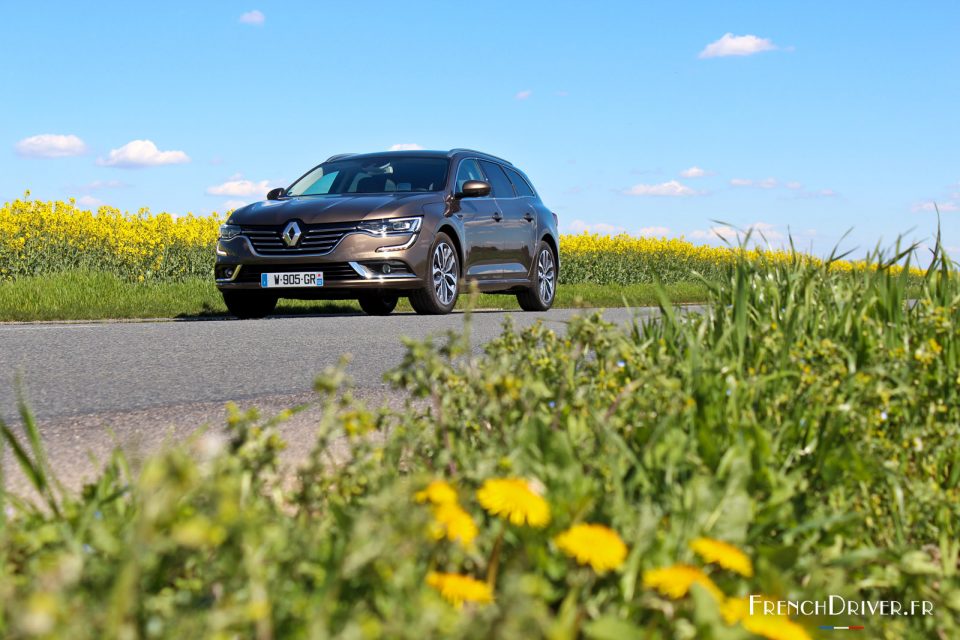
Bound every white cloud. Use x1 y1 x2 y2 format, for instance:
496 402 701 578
638 226 671 237
623 180 697 197
785 181 803 190
515 89 533 100
15 134 87 158
679 166 709 178
223 200 249 210
567 220 627 235
388 143 423 151
912 201 959 213
699 33 778 59
75 195 102 208
239 10 265 25
98 140 190 168
794 188 838 199
747 221 782 239
691 225 738 241
730 177 777 189
691 222 784 243
207 176 271 197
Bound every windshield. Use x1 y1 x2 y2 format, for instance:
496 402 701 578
286 156 449 196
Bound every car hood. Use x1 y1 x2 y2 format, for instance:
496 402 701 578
227 193 443 226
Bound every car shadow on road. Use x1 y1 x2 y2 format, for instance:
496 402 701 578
171 302 531 322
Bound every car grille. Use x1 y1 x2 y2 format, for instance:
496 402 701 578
235 263 360 283
241 222 358 255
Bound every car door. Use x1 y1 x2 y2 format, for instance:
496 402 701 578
503 165 540 275
478 160 533 279
454 158 505 280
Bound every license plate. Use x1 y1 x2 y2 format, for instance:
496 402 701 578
260 271 324 288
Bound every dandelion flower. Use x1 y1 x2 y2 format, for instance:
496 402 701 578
426 572 493 608
554 523 628 573
642 564 723 601
721 596 751 625
690 537 753 577
430 502 478 547
742 614 812 640
476 478 550 527
415 479 458 506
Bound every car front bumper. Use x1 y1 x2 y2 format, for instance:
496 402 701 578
214 230 429 292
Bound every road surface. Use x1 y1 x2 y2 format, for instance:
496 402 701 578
0 308 652 492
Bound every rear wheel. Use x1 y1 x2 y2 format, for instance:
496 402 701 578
517 242 557 311
222 290 278 319
358 292 399 315
409 232 459 315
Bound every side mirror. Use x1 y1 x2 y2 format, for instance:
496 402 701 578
457 180 491 198
266 187 285 201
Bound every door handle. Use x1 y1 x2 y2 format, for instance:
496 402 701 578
523 212 535 222
492 212 503 222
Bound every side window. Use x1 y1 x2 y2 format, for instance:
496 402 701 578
478 160 516 198
455 159 485 193
505 167 535 198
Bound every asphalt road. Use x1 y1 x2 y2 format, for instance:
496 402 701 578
1 307 649 421
1 308 651 492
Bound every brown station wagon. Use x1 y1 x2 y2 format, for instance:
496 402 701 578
215 149 559 318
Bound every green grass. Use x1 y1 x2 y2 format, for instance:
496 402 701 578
0 270 710 321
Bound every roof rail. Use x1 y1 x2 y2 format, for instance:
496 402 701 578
324 153 356 162
447 148 513 165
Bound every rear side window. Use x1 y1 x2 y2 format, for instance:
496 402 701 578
505 167 535 197
478 160 516 198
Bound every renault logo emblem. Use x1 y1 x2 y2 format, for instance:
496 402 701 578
281 221 302 247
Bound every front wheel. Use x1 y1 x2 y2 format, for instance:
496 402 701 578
409 232 459 315
517 242 557 311
358 292 399 316
222 290 278 319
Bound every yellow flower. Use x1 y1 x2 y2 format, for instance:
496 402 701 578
430 502 478 547
476 478 550 528
426 572 493 608
742 614 812 640
642 564 723 601
690 537 754 577
554 523 628 573
722 596 811 640
721 596 751 625
415 479 458 506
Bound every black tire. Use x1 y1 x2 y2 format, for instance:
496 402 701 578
358 292 399 316
222 290 278 319
517 241 557 312
409 232 460 315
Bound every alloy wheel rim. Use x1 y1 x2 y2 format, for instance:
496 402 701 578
537 249 555 303
432 242 457 305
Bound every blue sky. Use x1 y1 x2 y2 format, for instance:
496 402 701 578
3 1 959 259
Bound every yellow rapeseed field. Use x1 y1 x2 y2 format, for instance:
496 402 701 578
0 196 220 281
0 197 922 284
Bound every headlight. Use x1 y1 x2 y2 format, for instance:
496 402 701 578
357 217 422 236
219 223 242 240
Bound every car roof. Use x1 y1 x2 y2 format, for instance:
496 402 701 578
325 149 513 165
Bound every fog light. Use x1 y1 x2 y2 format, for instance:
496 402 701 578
225 267 235 278
381 264 392 274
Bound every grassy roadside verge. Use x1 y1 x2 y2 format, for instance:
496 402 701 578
0 270 710 321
